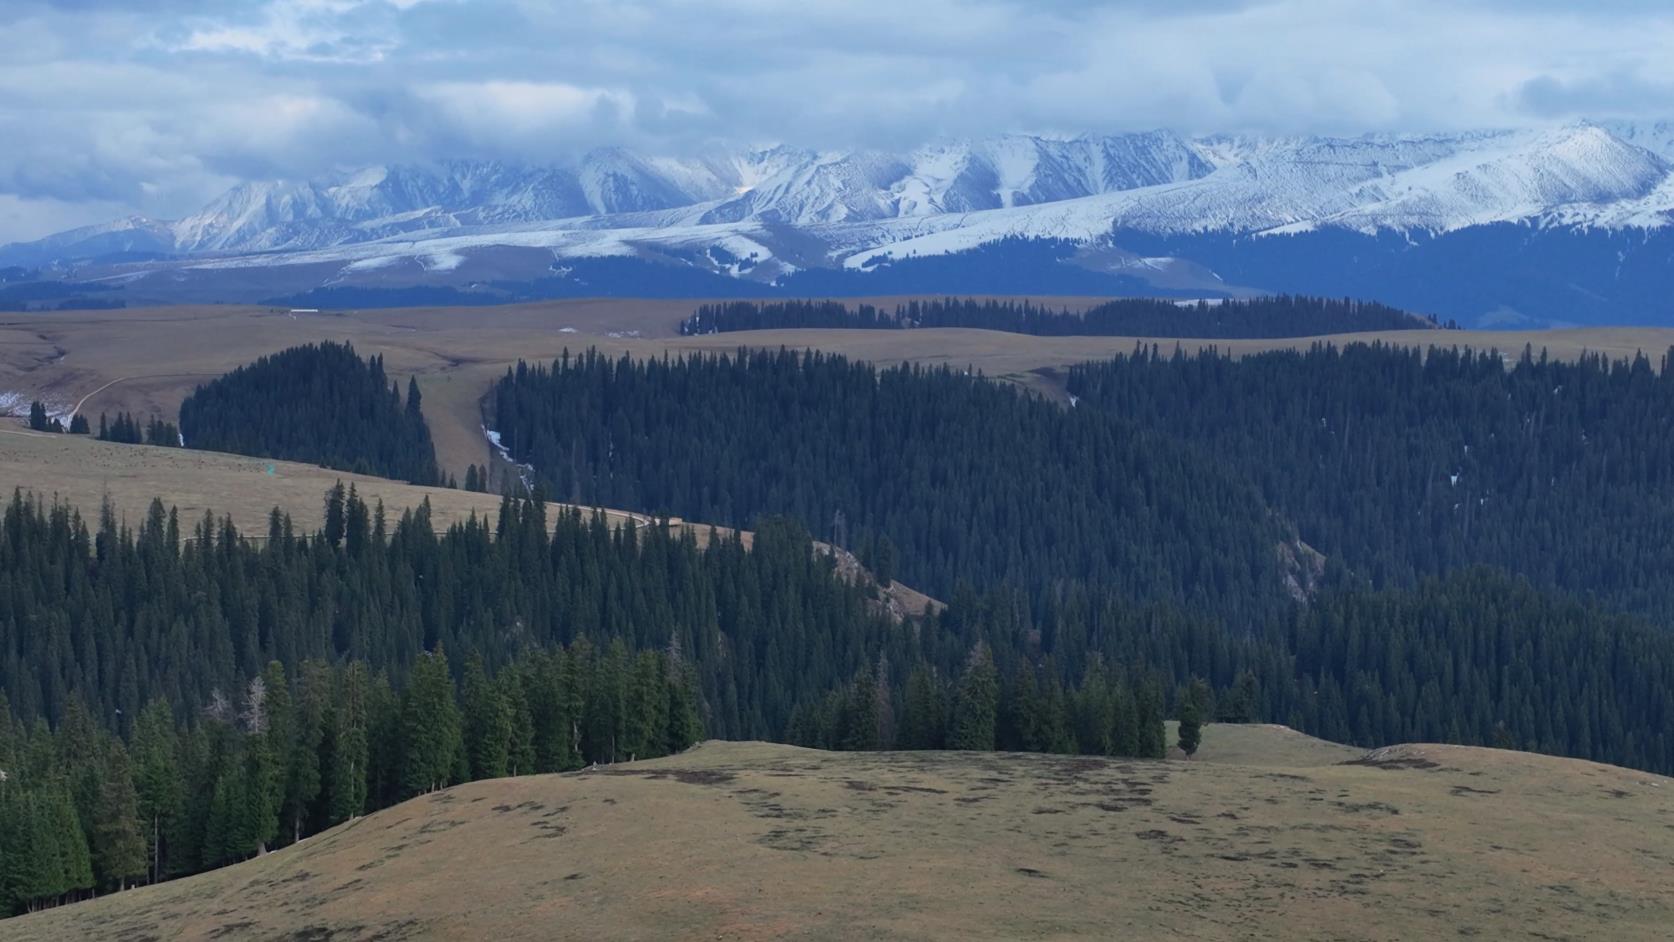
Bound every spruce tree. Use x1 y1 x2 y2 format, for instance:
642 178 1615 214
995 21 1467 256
130 699 179 884
328 663 370 823
501 672 536 777
1178 679 1206 759
284 663 329 844
462 654 510 780
400 647 462 796
250 664 288 853
91 742 146 890
948 645 998 751
665 663 703 753
323 483 346 550
49 783 94 901
899 667 945 750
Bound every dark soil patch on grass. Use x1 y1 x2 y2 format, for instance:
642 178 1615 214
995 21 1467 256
1334 801 1401 815
603 768 737 786
1346 753 1440 771
758 827 825 852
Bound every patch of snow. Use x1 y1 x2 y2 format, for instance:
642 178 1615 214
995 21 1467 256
343 255 405 272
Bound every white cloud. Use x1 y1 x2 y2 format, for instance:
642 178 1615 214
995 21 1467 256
169 0 398 62
1 0 1672 241
417 81 635 137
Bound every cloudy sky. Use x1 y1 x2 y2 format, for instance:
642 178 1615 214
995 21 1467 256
1 0 1671 242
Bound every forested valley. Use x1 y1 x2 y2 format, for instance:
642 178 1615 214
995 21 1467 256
488 344 1674 773
491 348 1293 622
7 334 1674 916
679 295 1446 338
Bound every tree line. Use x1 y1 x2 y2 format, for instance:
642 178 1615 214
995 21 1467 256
176 342 441 485
6 476 1674 914
96 412 179 447
20 400 179 443
0 639 700 914
679 295 1446 338
0 486 899 744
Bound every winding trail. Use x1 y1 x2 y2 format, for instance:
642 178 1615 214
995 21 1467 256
67 372 219 419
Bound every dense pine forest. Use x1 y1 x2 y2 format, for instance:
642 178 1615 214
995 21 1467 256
5 478 1673 915
679 295 1444 338
177 342 441 484
491 349 1293 621
482 344 1674 775
492 343 1674 620
1065 343 1674 622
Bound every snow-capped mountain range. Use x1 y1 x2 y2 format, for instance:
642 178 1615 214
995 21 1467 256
8 121 1674 326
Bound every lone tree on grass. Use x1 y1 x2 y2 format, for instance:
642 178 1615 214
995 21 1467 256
1178 678 1208 759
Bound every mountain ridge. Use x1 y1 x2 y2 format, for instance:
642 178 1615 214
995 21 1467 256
21 122 1674 265
7 122 1674 326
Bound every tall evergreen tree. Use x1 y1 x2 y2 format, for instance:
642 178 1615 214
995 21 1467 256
462 654 510 781
948 646 998 751
400 648 462 796
130 699 179 884
91 742 146 890
1178 679 1207 759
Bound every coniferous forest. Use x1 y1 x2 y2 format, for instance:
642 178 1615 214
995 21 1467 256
7 484 1671 913
9 335 1674 915
485 344 1674 774
679 295 1446 338
491 349 1292 621
1064 343 1674 622
177 342 441 484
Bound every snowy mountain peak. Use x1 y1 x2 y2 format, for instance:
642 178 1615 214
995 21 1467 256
5 123 1674 271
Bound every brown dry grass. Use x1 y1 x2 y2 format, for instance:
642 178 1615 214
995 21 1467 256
0 427 644 537
0 430 939 617
6 301 1673 477
4 730 1669 941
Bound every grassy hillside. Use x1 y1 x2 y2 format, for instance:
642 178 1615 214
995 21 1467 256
6 300 1672 475
0 429 940 620
4 729 1668 941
